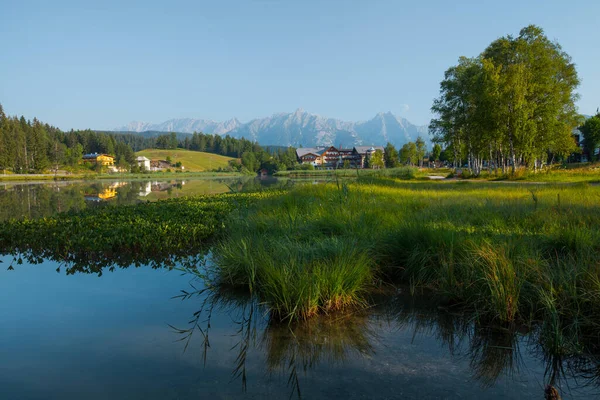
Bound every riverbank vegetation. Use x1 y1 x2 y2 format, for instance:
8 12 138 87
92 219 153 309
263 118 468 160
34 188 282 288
273 166 419 179
2 179 600 352
208 180 600 327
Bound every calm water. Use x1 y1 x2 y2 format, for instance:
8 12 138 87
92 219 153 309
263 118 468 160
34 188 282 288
1 255 599 399
0 177 287 221
2 179 599 399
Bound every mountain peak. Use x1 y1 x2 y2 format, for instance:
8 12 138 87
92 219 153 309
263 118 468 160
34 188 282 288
114 109 429 147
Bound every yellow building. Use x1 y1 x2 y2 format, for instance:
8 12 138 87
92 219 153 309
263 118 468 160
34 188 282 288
82 153 115 166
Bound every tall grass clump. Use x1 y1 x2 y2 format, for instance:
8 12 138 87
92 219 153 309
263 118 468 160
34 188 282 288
210 179 600 331
211 182 398 321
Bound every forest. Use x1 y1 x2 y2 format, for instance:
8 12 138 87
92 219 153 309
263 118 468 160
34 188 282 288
0 104 299 174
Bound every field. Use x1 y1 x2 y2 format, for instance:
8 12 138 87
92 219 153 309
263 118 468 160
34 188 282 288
135 149 237 172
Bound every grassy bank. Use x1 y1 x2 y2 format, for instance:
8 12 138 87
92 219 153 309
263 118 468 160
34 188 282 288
274 166 419 179
0 170 244 182
454 163 600 183
210 179 600 331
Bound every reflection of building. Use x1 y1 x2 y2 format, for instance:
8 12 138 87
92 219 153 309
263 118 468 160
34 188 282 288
84 182 128 202
136 156 151 170
139 182 152 197
82 153 115 166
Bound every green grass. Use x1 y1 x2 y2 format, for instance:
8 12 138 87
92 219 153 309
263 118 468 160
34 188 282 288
274 166 418 179
458 164 600 183
135 149 237 172
208 179 600 328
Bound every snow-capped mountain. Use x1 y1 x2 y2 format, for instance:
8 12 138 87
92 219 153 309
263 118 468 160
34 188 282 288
115 109 429 148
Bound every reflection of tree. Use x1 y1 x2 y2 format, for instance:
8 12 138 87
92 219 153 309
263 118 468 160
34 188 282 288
0 183 86 221
5 249 209 276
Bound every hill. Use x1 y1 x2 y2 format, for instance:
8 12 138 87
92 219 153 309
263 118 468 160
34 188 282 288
116 109 430 148
135 149 235 172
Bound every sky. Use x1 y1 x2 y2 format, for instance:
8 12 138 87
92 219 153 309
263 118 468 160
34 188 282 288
1 0 599 130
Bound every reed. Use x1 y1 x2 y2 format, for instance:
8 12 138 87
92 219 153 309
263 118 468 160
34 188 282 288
211 179 600 327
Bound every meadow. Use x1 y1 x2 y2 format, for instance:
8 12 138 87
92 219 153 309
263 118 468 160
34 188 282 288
135 149 236 171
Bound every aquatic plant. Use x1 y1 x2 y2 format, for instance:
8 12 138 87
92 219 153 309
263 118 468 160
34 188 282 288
0 191 277 273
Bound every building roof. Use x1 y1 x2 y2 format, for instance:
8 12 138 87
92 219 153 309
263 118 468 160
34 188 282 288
136 156 150 162
353 146 384 154
82 153 113 159
296 148 320 158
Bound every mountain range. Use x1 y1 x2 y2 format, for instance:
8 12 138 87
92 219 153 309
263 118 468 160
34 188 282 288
115 109 429 148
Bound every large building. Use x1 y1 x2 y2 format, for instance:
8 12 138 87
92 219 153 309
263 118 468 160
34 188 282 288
296 145 384 169
82 153 115 166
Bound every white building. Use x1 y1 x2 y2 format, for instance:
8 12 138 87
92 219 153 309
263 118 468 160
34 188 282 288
136 156 151 170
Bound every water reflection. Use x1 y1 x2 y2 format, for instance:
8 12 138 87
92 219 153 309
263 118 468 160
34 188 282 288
4 244 600 398
4 246 600 398
171 275 600 399
0 176 294 221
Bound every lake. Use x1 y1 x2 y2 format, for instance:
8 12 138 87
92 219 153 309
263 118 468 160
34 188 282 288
0 177 288 221
2 257 599 399
1 179 599 399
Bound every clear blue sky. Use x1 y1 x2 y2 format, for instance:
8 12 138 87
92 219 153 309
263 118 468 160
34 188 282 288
1 0 599 130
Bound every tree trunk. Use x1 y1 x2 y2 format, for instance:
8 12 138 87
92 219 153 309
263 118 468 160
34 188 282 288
509 135 516 174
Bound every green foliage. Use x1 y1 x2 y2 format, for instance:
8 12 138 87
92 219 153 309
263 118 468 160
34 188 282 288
430 25 580 175
241 151 259 172
0 192 272 273
0 103 140 173
370 149 385 169
399 142 418 165
383 142 399 168
415 136 426 167
579 112 600 161
208 180 600 327
432 143 442 162
2 164 600 343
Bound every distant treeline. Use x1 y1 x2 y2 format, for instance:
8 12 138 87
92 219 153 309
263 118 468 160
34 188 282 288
0 104 139 172
147 131 299 173
0 104 299 174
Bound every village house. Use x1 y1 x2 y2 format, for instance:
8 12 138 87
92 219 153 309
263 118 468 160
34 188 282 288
82 153 115 166
135 156 151 170
295 145 384 169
